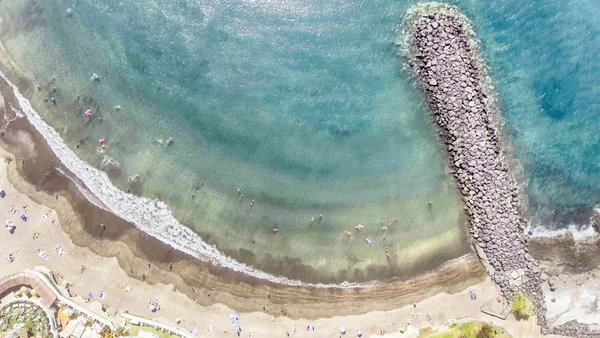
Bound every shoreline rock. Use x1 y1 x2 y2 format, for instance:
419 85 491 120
402 2 553 333
99 155 121 178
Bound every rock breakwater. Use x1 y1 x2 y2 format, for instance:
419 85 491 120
402 3 550 332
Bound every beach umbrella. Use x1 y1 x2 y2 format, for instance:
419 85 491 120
340 327 346 335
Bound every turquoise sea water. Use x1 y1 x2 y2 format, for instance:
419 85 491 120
0 0 596 282
466 0 600 228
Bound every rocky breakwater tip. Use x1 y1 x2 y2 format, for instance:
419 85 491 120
402 3 550 333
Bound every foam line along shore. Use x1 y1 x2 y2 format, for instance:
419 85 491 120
0 60 485 293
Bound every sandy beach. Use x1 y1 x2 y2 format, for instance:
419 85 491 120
0 50 565 338
0 142 565 338
0 67 497 318
0 2 598 337
0 63 549 337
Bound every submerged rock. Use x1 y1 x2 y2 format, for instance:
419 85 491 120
99 155 121 178
128 174 142 193
590 208 600 233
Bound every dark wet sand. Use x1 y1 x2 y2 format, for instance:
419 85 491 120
0 63 487 319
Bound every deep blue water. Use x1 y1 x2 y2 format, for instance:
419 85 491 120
468 0 600 228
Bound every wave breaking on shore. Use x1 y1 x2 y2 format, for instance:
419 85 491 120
531 224 597 240
0 68 484 289
0 70 389 289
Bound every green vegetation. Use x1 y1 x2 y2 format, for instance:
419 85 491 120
511 292 532 319
102 326 129 338
4 318 50 338
129 325 179 338
0 304 51 338
421 321 508 338
477 324 496 338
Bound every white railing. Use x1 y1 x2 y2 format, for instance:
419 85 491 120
24 269 116 330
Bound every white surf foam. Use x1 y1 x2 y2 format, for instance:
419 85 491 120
531 224 597 241
1 70 391 289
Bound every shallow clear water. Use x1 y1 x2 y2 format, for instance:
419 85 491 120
5 0 599 281
0 0 471 281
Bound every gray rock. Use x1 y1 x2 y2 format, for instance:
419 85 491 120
407 9 549 333
99 156 121 178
